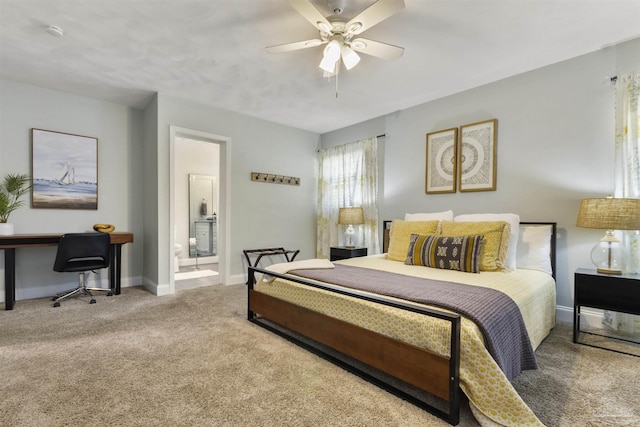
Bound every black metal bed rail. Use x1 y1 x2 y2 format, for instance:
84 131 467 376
247 266 462 425
243 247 300 284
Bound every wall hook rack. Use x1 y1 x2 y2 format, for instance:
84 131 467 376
251 172 300 186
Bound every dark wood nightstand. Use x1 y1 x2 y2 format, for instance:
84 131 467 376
330 246 367 261
574 268 640 356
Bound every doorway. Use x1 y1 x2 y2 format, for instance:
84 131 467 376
169 126 230 292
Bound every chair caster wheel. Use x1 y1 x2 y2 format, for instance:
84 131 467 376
53 302 61 307
52 296 57 301
90 299 96 304
107 292 113 297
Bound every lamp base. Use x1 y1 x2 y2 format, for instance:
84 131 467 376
596 267 623 275
591 231 624 276
344 245 355 249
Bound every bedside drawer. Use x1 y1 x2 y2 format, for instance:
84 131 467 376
330 247 367 261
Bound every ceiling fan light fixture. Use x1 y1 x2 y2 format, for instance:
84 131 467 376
319 39 341 72
341 45 360 70
323 40 341 61
319 55 337 73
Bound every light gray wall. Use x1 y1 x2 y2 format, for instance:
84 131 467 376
0 79 145 300
142 94 159 286
319 37 640 312
155 95 319 288
0 81 319 303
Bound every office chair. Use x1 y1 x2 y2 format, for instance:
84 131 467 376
52 232 111 307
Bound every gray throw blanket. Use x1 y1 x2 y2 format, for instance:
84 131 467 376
290 264 537 381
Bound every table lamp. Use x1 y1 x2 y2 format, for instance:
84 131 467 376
576 197 640 274
338 207 365 248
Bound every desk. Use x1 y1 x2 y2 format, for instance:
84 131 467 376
0 232 133 310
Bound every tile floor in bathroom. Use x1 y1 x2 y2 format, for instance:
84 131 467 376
175 263 219 291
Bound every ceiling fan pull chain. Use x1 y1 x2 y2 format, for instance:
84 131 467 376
335 72 339 98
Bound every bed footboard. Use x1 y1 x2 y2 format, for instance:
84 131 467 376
247 267 462 425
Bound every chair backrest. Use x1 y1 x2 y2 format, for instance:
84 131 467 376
53 233 111 273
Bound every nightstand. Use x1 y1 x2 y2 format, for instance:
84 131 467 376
330 246 367 261
574 268 640 355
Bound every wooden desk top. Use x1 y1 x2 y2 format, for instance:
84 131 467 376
0 232 133 248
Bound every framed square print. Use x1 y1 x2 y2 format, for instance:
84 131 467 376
31 128 98 209
458 119 497 192
425 127 458 194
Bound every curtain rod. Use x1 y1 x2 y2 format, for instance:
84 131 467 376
316 134 387 152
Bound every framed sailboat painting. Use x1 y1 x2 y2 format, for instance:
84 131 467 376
31 129 98 210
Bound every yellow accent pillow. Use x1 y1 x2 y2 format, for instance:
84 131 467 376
439 221 511 271
387 220 439 261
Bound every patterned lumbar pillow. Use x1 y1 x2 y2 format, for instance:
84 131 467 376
405 234 484 273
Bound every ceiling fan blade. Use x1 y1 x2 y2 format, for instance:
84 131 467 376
266 39 325 54
345 0 405 35
286 0 332 32
350 38 404 61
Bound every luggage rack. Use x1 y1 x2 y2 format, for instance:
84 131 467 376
243 247 300 284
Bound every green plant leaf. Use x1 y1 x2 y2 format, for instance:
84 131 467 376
0 173 31 223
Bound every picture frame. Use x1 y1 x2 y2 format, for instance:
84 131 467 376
458 119 497 192
425 127 458 194
31 128 98 209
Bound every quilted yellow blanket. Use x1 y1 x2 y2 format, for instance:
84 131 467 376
254 255 556 427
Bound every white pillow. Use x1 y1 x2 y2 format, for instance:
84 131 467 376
453 213 520 270
405 210 454 221
516 224 553 275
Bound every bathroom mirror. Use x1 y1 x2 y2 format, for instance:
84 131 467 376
188 174 217 257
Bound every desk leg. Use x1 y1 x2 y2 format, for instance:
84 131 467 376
109 244 123 295
4 248 16 310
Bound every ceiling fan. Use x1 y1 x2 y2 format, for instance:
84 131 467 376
267 0 405 75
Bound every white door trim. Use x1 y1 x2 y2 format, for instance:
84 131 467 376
169 126 231 291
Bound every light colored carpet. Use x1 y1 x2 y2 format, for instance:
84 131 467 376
1 285 638 427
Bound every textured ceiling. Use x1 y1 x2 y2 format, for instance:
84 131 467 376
1 0 639 134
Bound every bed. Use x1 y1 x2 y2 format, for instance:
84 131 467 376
247 218 557 426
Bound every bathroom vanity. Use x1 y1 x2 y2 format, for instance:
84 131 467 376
189 174 218 258
194 218 217 256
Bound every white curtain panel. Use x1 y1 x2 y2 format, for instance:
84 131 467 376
605 71 640 335
317 137 380 258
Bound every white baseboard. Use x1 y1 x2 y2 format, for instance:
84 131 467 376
227 273 247 285
556 304 604 328
556 305 573 324
2 275 143 303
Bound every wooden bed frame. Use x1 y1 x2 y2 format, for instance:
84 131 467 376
247 221 556 425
